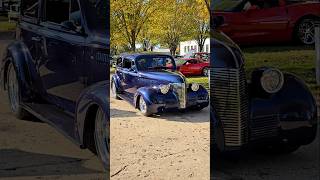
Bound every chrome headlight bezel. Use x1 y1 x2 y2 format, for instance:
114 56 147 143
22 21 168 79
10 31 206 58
191 83 200 92
260 68 284 94
159 84 171 94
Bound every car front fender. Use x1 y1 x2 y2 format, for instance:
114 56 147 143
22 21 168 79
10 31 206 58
75 81 109 146
133 87 158 108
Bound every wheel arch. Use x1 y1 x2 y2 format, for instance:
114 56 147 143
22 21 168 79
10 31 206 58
75 82 109 149
2 41 35 101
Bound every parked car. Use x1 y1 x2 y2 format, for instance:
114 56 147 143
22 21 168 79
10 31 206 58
0 0 110 170
176 58 210 76
211 30 318 153
213 0 320 45
182 52 210 61
111 53 209 116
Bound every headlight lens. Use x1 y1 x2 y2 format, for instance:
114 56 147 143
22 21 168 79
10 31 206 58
191 83 200 91
260 68 284 94
159 84 170 94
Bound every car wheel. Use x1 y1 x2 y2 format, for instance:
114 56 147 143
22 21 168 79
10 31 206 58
7 62 29 119
94 107 110 171
202 67 209 77
296 18 315 45
111 80 120 99
138 96 152 116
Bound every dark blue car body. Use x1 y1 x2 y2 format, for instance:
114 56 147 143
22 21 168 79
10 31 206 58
111 53 209 115
211 30 318 152
0 0 110 171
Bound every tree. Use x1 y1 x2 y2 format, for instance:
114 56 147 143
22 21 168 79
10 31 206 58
111 0 161 52
188 0 210 52
151 0 191 56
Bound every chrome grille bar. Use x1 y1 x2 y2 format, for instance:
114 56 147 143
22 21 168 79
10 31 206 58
210 67 249 147
172 83 187 109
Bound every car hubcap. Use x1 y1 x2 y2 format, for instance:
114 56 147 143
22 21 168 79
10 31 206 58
298 20 315 45
139 97 147 114
95 108 110 169
8 64 19 113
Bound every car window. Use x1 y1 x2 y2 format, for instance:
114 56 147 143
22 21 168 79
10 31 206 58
21 0 39 18
70 0 82 29
116 58 123 67
44 0 80 25
45 0 69 24
123 58 132 69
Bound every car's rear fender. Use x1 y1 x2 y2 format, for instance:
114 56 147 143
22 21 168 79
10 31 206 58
111 74 122 92
1 41 38 102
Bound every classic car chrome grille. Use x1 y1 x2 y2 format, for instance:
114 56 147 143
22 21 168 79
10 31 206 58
171 83 187 109
210 67 249 147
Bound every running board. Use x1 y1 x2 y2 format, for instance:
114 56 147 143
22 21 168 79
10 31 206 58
22 103 80 146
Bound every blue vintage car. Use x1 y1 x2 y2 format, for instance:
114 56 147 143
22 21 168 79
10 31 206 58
111 53 209 116
211 29 318 153
0 0 109 172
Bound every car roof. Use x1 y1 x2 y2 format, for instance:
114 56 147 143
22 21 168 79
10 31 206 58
120 52 173 60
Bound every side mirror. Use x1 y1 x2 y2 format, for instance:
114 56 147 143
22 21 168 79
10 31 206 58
61 21 77 32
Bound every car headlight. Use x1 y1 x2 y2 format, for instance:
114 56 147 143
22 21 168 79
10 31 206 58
260 68 284 94
159 84 170 94
191 83 200 91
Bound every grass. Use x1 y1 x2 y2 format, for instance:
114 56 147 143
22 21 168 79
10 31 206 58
187 76 209 89
243 45 319 91
0 21 16 31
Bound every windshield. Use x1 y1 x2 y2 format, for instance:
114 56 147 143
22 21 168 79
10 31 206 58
136 55 176 71
83 0 108 34
213 0 244 11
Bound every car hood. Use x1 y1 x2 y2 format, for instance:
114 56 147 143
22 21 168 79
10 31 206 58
138 70 185 83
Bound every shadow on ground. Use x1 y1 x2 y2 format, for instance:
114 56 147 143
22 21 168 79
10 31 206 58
211 137 319 180
152 108 210 123
0 149 104 178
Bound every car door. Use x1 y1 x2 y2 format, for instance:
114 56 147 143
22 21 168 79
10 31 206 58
122 58 138 98
223 0 289 44
37 0 86 113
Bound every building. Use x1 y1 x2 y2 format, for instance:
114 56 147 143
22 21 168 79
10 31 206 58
179 38 210 56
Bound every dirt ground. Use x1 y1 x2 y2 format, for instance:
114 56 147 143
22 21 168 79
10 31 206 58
110 97 210 180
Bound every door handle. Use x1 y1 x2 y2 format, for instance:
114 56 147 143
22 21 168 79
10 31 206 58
31 36 41 42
